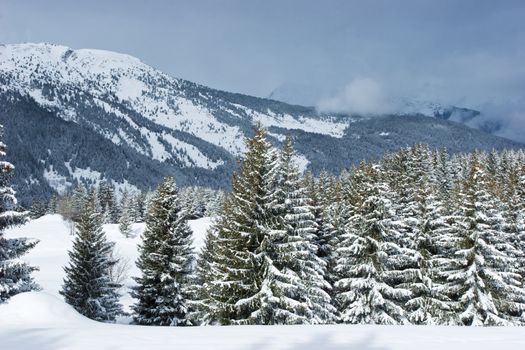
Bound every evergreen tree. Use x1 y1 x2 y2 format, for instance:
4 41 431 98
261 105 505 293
201 125 278 324
30 198 48 219
502 164 525 282
444 154 525 325
132 192 148 223
60 192 122 321
47 194 58 214
401 145 455 325
334 163 411 325
118 190 133 238
255 137 337 324
132 177 195 326
71 183 88 223
190 225 221 325
98 182 118 223
0 129 38 302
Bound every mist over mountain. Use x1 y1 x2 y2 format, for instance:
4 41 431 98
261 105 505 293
0 43 522 204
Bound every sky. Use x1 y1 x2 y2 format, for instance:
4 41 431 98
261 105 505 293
1 0 524 141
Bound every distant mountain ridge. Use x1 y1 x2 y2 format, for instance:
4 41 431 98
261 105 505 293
0 43 522 204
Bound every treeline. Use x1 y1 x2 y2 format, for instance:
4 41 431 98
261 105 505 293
194 127 525 326
30 183 225 228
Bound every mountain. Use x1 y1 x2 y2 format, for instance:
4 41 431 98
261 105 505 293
0 43 522 204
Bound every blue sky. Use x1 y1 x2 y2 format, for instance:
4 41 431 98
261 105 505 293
1 0 524 141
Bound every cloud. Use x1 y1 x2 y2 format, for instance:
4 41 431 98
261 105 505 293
316 78 400 116
472 99 525 143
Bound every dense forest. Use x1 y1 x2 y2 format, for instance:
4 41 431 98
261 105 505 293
3 125 525 326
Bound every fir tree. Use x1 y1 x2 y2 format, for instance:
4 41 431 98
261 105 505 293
118 190 133 238
254 137 337 324
334 163 411 325
132 192 148 223
200 125 276 324
401 145 455 325
30 198 48 219
190 225 220 325
60 192 123 321
131 177 195 326
0 129 38 303
47 194 58 214
444 154 525 325
71 183 88 223
98 182 118 223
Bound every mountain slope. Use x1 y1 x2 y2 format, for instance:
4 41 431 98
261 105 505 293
0 43 522 204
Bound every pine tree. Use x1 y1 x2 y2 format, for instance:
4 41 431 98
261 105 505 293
334 163 411 325
60 192 122 321
502 164 525 282
98 182 118 223
71 183 88 223
132 192 148 223
30 198 48 219
190 224 221 325
131 177 195 326
400 145 455 325
444 154 525 325
47 194 58 214
254 137 337 324
304 171 341 293
199 126 274 324
118 190 133 238
0 129 38 303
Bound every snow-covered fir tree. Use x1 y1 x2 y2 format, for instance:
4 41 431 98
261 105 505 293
501 163 525 282
0 127 38 302
444 153 525 325
200 125 293 325
60 191 123 322
304 171 341 295
254 136 337 324
334 162 411 325
98 181 118 224
29 198 48 219
190 224 220 325
71 183 88 223
130 191 148 223
132 177 195 326
118 190 133 238
396 145 454 325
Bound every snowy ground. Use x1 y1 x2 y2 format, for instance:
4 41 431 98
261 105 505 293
1 215 525 350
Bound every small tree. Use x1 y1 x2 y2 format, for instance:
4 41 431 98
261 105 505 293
119 190 133 238
60 192 123 322
0 127 38 302
132 177 195 326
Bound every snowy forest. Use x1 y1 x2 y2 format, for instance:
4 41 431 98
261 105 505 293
2 124 525 327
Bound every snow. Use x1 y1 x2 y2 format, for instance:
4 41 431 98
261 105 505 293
47 162 140 196
162 133 224 169
233 103 348 138
116 77 146 101
1 215 525 349
43 166 71 194
293 154 310 173
153 98 246 156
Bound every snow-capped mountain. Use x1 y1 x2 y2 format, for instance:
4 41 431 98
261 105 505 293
0 43 522 203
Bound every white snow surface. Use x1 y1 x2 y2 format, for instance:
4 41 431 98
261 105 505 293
2 215 525 349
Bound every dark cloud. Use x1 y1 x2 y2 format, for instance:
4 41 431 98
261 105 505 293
1 0 524 141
